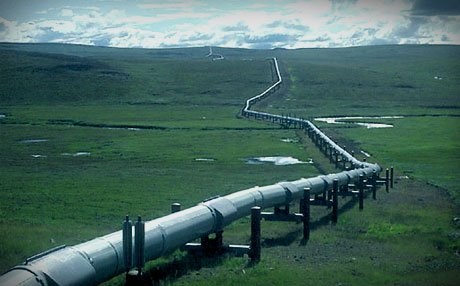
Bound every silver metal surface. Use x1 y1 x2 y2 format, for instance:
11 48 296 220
0 57 382 286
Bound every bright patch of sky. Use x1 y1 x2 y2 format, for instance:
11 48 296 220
0 0 459 49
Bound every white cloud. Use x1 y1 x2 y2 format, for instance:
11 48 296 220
60 9 74 17
43 20 78 34
62 6 101 12
0 17 39 43
126 12 211 25
0 0 459 49
36 10 49 15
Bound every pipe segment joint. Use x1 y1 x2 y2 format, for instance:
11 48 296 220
201 197 239 230
2 247 97 286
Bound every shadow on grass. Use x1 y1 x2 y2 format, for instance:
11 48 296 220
312 195 362 228
146 196 364 284
147 251 231 285
263 197 361 247
263 229 302 247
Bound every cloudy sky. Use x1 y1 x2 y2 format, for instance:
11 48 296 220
0 0 459 49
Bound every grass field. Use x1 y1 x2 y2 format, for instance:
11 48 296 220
0 43 459 285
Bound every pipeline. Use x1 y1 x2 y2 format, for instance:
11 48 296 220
0 58 381 286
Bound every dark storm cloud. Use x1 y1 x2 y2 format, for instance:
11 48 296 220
411 0 460 16
391 1 459 44
393 16 428 39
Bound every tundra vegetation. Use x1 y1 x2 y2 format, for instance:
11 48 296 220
0 43 459 285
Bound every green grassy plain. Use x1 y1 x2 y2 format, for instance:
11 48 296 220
0 44 317 274
1 43 459 285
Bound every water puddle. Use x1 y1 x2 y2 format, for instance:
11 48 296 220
61 152 91 157
20 139 49 143
356 122 394 128
31 154 47 158
281 138 298 143
106 127 142 131
246 156 313 166
314 116 403 129
0 114 5 119
195 158 216 162
360 150 371 158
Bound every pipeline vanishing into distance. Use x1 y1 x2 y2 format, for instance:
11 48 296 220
0 58 382 286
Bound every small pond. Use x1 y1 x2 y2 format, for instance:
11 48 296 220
61 152 91 157
314 116 403 129
20 139 49 143
246 156 313 166
195 158 216 162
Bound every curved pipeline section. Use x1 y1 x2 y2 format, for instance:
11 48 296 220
0 58 382 286
242 58 376 170
242 58 282 115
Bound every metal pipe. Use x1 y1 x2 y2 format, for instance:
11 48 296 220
1 57 382 285
249 207 261 262
0 164 380 286
122 216 133 272
301 188 310 241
